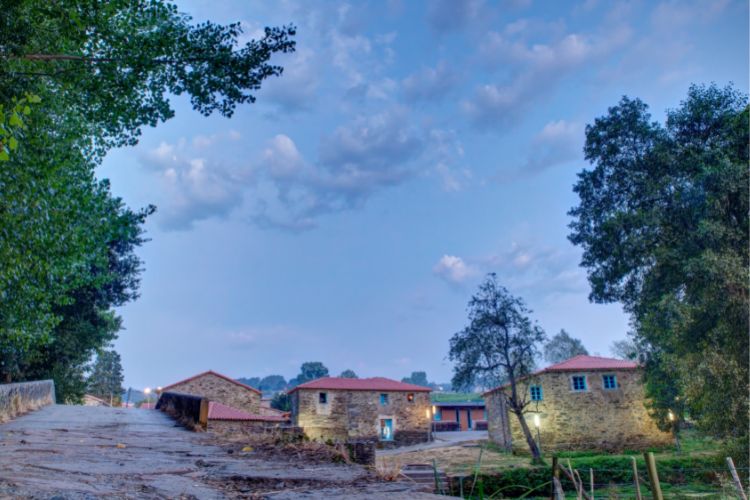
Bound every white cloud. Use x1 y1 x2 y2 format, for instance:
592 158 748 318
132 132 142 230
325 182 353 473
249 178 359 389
433 255 479 285
402 61 460 102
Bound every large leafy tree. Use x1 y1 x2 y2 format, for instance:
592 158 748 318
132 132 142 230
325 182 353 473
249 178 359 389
542 329 588 364
402 371 430 387
289 362 329 387
569 84 748 446
87 348 125 405
259 374 287 392
339 369 358 379
449 273 546 460
0 1 294 388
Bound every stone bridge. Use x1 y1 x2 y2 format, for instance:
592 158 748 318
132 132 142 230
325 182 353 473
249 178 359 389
0 404 440 498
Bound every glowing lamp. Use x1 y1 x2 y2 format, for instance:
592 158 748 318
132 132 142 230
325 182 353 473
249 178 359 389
668 410 675 422
533 414 541 429
144 387 152 395
425 408 431 419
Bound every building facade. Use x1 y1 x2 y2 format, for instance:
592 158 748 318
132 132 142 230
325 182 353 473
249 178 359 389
289 377 431 447
484 355 673 452
432 402 486 431
161 370 261 414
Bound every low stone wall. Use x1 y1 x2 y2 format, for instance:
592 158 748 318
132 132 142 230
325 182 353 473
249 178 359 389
0 380 56 422
208 420 303 442
156 391 207 430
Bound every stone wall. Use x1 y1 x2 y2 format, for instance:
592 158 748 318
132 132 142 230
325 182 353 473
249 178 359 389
156 391 206 430
485 391 512 450
166 373 260 414
291 389 431 447
0 380 55 422
488 369 672 452
208 420 303 442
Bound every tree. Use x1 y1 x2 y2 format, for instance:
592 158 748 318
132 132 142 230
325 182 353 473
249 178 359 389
569 84 748 445
289 362 329 387
449 274 546 460
271 392 291 412
259 375 287 392
0 2 294 385
610 339 640 361
401 371 429 387
87 348 124 406
543 329 588 364
237 377 261 389
339 369 358 378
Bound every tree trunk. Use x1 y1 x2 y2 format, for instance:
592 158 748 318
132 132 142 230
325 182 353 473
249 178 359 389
513 409 541 460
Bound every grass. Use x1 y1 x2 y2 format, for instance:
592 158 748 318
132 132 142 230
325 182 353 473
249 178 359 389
431 392 484 403
378 430 734 498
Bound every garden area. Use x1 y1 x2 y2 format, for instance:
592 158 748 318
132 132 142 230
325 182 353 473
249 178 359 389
377 430 748 498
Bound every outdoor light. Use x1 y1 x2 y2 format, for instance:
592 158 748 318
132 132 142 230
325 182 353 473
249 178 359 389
668 410 675 422
432 405 437 414
156 386 162 392
144 387 152 395
533 414 541 428
425 408 431 419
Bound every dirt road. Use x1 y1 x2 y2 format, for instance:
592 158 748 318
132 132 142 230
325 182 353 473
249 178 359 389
0 405 439 498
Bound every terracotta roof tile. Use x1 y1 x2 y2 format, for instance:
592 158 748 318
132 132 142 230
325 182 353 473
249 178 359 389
161 370 261 395
208 402 288 422
288 377 432 394
483 355 638 396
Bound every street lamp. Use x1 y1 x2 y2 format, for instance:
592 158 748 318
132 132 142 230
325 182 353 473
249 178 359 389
144 387 152 408
533 413 542 453
425 407 434 441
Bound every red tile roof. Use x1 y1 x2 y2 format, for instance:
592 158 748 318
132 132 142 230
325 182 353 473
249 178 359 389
288 377 432 394
483 355 639 396
207 401 288 422
543 355 638 372
161 370 261 395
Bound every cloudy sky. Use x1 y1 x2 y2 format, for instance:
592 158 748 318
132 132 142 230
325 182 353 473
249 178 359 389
101 0 748 390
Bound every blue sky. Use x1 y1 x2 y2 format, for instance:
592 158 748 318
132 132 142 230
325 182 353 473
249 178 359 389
100 0 749 390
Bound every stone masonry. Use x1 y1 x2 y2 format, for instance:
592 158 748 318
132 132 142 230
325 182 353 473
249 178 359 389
486 365 672 452
161 371 261 414
290 383 432 448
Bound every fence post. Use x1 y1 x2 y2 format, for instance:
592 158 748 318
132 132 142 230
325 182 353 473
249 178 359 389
550 456 559 500
631 456 643 500
198 398 209 430
644 452 663 500
553 477 565 500
726 457 748 500
589 468 594 500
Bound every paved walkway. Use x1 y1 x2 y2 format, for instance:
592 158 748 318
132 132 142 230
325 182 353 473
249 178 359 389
0 405 440 498
377 430 488 456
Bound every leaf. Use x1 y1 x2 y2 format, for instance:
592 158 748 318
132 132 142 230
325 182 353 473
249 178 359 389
8 112 22 127
8 137 17 151
116 443 126 448
0 149 8 161
241 446 253 452
22 106 31 116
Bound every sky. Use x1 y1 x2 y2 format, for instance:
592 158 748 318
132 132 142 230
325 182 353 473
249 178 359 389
99 0 749 391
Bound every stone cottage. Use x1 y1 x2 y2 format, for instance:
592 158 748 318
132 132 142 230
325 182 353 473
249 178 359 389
288 377 432 447
161 370 261 414
432 401 486 431
206 401 289 435
484 355 672 452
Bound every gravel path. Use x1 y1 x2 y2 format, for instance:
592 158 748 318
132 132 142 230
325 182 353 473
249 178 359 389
0 405 440 499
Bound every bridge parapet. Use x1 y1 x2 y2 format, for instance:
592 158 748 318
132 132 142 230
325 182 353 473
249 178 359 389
0 380 55 422
156 391 208 430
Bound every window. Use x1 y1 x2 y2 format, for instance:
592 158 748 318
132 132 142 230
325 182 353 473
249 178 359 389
379 418 394 441
571 375 587 391
530 385 543 401
319 392 328 404
380 393 389 405
434 409 442 421
602 374 617 390
407 393 414 402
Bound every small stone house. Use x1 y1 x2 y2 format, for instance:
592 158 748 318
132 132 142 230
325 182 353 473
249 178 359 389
484 355 672 452
288 377 432 447
206 401 289 435
432 401 486 431
161 370 261 414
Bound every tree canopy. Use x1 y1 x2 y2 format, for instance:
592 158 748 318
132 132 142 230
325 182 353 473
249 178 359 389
339 369 358 379
289 362 329 387
569 83 748 445
543 329 588 364
448 273 546 459
87 348 124 404
0 1 294 395
401 371 430 387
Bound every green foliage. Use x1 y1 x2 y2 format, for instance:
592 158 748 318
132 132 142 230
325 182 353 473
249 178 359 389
569 83 749 442
259 374 287 392
338 369 358 378
0 1 294 387
402 371 429 386
289 362 329 387
271 392 291 412
431 392 483 403
449 273 546 459
87 348 124 404
543 329 588 364
236 377 261 389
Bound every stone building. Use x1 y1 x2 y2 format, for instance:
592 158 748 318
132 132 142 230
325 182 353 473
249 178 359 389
288 377 432 447
161 370 261 414
432 401 486 431
206 401 290 435
484 355 672 452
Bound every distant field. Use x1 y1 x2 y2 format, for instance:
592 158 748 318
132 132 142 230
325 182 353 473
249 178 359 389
431 392 484 403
